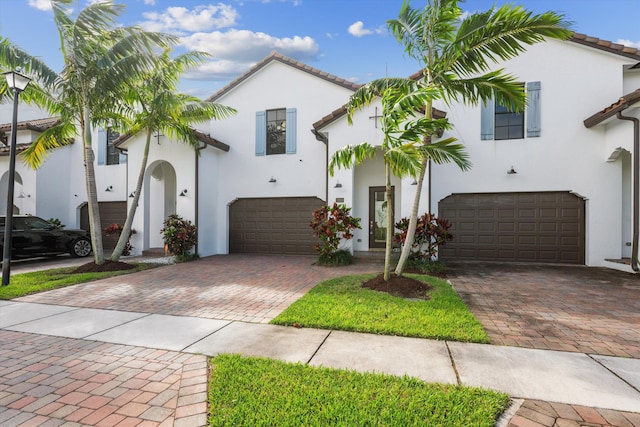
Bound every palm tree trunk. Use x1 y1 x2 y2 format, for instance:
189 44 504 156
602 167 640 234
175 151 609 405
384 160 393 281
395 98 433 276
395 156 428 276
82 104 104 264
111 131 152 261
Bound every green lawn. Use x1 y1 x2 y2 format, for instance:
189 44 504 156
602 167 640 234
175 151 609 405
271 273 488 343
0 263 156 300
208 354 509 427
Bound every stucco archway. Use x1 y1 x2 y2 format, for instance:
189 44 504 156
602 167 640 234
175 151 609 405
0 171 24 214
144 161 177 250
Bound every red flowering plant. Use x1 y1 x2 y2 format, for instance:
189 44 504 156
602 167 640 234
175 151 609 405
394 213 453 262
103 223 136 256
310 203 361 265
160 214 197 261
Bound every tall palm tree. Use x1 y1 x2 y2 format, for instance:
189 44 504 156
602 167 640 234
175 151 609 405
110 50 236 261
22 0 176 265
388 0 572 275
330 79 469 280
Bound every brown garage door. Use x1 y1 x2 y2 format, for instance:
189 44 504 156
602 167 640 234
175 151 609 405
438 191 585 264
229 197 324 254
80 201 127 250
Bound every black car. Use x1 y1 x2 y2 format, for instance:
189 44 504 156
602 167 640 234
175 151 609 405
0 215 92 258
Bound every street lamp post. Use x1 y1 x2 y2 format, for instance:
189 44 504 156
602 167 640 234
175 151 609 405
2 71 31 286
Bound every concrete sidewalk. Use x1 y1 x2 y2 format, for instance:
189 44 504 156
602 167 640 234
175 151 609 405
2 300 639 416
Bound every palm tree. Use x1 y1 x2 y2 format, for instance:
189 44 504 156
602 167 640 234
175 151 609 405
22 0 176 265
388 0 572 275
330 79 469 280
109 50 236 261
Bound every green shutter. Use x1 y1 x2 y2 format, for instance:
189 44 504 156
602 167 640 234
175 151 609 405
286 108 297 154
527 81 541 137
480 98 494 140
255 111 266 156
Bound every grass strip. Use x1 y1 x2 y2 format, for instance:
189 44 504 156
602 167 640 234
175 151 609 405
271 274 488 343
209 354 509 427
0 263 155 299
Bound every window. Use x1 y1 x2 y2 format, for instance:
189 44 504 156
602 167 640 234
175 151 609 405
266 108 286 155
106 127 120 165
480 81 541 141
255 108 297 156
495 100 524 140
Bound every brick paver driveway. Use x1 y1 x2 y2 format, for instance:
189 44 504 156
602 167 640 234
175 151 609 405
447 262 640 358
17 254 380 324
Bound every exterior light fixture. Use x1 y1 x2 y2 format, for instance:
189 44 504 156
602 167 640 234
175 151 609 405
105 186 113 192
179 189 188 197
334 181 342 188
17 192 29 199
411 179 418 185
507 166 517 175
2 70 31 286
129 192 135 198
269 177 277 183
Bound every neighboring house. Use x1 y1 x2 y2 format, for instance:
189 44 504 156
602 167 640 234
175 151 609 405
0 113 128 249
2 33 640 272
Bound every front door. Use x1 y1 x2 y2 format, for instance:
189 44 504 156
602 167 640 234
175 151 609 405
369 186 394 249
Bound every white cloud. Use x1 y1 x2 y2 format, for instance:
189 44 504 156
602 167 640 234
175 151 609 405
140 4 239 34
143 0 156 4
28 0 52 11
348 21 372 37
180 29 319 80
348 21 386 38
617 39 640 49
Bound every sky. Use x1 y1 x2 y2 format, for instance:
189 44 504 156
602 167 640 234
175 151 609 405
1 0 640 101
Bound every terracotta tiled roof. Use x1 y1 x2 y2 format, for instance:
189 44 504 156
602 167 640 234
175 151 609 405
583 89 640 128
0 143 31 156
113 128 230 152
0 117 60 146
570 33 640 61
206 51 362 102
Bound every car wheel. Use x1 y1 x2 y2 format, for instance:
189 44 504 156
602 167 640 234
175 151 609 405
70 238 92 258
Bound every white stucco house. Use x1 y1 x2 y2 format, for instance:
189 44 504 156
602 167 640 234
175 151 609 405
2 33 640 272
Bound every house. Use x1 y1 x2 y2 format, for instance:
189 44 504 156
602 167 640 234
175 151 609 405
2 33 640 272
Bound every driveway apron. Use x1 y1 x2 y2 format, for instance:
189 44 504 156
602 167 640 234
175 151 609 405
16 254 381 324
447 262 640 358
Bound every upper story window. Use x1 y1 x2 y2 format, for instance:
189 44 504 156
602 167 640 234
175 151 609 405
266 108 286 155
255 108 297 156
495 100 524 140
481 81 541 141
106 127 120 165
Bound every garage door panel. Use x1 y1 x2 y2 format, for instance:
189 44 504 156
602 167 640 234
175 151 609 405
229 197 324 255
439 191 584 264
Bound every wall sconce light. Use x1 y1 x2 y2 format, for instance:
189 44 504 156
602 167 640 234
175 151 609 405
129 192 135 198
105 186 113 192
411 179 418 185
268 177 277 183
334 181 342 188
17 191 30 199
179 189 188 197
507 166 517 175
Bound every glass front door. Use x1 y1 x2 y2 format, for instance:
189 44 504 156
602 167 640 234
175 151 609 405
369 186 394 249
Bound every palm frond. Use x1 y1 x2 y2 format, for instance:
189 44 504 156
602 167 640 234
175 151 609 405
420 137 472 171
21 122 76 169
328 143 377 176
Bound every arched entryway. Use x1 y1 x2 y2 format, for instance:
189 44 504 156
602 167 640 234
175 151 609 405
0 171 24 214
144 161 177 250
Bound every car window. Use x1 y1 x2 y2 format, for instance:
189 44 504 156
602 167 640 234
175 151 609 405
25 218 51 230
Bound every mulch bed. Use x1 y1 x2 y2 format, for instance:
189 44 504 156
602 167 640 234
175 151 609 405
362 273 434 299
72 260 137 273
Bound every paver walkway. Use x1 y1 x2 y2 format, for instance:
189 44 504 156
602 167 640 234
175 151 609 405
447 262 640 358
508 399 640 427
0 330 207 427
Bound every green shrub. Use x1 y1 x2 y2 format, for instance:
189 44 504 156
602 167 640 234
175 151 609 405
395 213 453 261
317 249 354 266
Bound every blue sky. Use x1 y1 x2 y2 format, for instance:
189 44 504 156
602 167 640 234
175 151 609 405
1 0 640 100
